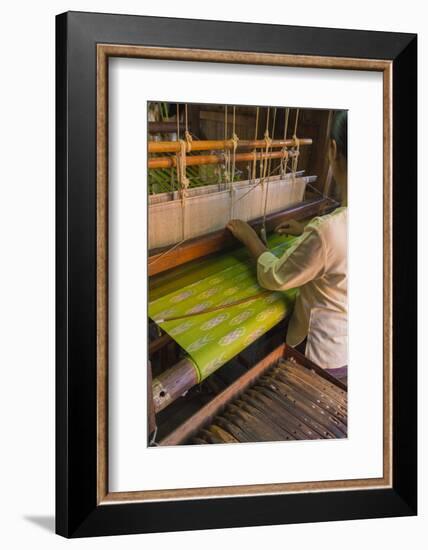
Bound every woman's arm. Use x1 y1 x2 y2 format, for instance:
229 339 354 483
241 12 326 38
226 219 326 292
226 219 267 260
257 230 326 291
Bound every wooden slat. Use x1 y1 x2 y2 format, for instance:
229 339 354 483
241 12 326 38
158 344 347 446
285 345 347 391
158 344 286 446
148 121 186 134
148 138 312 154
148 150 295 169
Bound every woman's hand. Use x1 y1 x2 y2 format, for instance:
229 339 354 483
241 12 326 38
226 219 258 244
275 219 304 236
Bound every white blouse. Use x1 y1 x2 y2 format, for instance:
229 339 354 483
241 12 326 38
257 207 348 369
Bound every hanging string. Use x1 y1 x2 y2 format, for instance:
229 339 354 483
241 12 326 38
229 106 239 219
280 108 290 178
233 108 308 237
170 105 176 191
147 225 187 266
260 107 271 180
149 151 286 269
305 178 338 207
293 107 299 139
149 106 312 269
261 107 277 243
252 107 260 182
229 105 286 212
224 105 231 184
257 107 273 244
231 106 239 184
282 151 337 209
174 102 180 192
266 107 277 181
149 103 190 267
184 103 193 150
150 142 305 270
291 108 300 179
229 156 285 210
170 164 175 193
177 104 194 241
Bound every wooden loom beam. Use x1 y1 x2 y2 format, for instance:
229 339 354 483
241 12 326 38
149 333 173 355
148 197 334 277
148 121 187 134
147 361 157 436
152 357 199 413
148 149 307 169
155 343 347 443
157 344 287 443
148 137 312 154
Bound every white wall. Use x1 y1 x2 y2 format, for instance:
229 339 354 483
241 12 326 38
0 1 425 548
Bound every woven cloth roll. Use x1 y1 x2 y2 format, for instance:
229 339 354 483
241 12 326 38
149 235 298 381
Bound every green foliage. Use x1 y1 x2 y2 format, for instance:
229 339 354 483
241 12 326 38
148 162 241 194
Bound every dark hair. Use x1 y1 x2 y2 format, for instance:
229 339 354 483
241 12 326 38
330 110 348 160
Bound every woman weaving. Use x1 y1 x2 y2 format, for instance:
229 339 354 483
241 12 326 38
227 111 348 383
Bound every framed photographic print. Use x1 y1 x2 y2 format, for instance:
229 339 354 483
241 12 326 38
56 11 417 537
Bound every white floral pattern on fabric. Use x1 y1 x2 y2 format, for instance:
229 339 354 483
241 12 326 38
169 290 194 303
229 310 254 326
187 280 203 288
223 287 239 296
203 353 228 377
207 277 223 285
257 305 284 322
188 334 216 352
185 302 212 314
237 301 254 309
264 293 282 304
154 308 176 321
200 313 229 331
198 287 220 299
244 328 265 346
256 310 270 322
169 320 194 336
219 327 246 346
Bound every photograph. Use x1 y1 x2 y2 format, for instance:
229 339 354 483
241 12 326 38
147 102 348 446
0 0 421 545
51 9 417 538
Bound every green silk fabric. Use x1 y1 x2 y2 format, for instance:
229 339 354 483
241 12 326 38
149 234 298 381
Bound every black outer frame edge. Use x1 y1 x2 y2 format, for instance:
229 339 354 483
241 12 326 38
392 36 418 512
62 10 415 60
55 11 69 538
55 11 418 538
72 489 414 538
56 11 99 538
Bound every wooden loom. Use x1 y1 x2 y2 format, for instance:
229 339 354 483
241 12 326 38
148 107 344 445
